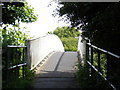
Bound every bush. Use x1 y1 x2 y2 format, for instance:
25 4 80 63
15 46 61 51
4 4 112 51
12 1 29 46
92 53 107 77
61 37 78 51
76 63 111 89
3 68 36 88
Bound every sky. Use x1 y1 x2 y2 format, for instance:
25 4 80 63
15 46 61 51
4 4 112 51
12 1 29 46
21 0 70 38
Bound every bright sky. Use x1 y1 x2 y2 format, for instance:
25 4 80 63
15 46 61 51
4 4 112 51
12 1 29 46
21 0 70 38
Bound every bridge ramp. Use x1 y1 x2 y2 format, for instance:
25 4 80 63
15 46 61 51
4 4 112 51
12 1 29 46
32 51 80 88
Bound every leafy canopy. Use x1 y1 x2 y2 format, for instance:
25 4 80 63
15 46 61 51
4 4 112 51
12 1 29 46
2 2 38 24
53 26 80 38
50 26 80 51
54 2 120 54
1 1 38 47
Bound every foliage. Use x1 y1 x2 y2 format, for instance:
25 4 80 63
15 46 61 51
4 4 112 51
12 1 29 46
61 37 78 51
2 1 37 88
53 26 80 38
51 26 80 51
92 53 107 77
1 1 38 47
2 1 38 24
1 25 30 47
3 68 36 88
54 2 120 55
76 62 111 89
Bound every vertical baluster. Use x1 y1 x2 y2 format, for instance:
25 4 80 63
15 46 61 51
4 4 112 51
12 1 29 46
15 47 18 79
97 50 101 82
15 47 20 78
10 47 14 80
86 40 89 62
86 43 90 76
106 54 110 79
91 46 94 76
22 47 25 78
24 46 27 77
98 50 101 72
6 47 9 87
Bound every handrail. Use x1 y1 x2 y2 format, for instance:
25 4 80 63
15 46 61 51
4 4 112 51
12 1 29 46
7 45 27 48
2 45 27 85
87 61 117 90
85 40 120 90
8 63 27 70
87 43 120 59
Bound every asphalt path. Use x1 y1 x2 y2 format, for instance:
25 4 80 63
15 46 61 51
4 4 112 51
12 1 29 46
33 51 79 88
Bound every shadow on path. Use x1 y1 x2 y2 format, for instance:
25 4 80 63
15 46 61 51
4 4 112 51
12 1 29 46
32 51 80 88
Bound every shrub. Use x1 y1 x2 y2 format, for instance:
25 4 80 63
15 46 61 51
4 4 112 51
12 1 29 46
61 37 78 51
76 62 111 89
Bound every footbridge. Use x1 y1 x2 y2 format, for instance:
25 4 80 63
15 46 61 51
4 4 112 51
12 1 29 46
26 34 80 88
26 35 65 70
2 34 120 89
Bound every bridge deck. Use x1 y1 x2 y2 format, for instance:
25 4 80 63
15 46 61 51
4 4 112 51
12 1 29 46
32 51 80 88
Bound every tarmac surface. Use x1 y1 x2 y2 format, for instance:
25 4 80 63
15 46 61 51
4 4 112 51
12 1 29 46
32 51 80 88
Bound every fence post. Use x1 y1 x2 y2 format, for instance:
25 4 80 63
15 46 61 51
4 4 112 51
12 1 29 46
26 40 31 70
78 35 86 64
22 47 25 78
82 38 87 64
106 54 110 79
98 50 101 72
0 47 2 89
91 46 94 76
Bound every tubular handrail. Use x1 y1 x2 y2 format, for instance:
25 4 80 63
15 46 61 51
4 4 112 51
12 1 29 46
7 45 27 48
2 45 27 85
8 63 27 70
85 41 120 90
87 43 120 59
87 61 117 90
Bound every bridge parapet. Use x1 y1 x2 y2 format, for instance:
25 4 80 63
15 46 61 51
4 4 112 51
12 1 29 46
26 35 64 70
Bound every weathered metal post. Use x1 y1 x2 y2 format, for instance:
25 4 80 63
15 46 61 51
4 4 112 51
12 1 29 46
26 40 31 70
78 35 87 65
82 37 87 65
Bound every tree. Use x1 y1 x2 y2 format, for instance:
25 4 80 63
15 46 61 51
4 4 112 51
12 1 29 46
52 26 80 51
1 1 38 47
54 2 120 54
53 26 80 38
2 2 38 25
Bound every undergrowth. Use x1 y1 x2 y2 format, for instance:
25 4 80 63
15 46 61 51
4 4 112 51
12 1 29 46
75 62 112 89
3 68 36 89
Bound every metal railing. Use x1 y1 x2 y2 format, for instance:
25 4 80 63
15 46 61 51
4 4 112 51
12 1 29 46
86 40 120 90
2 45 27 87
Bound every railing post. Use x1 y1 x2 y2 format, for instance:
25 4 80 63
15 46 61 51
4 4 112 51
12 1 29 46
15 47 19 79
86 39 90 76
78 35 87 65
106 54 110 79
22 47 25 78
26 40 31 70
97 50 101 82
82 38 87 64
86 40 89 63
91 46 94 76
98 50 101 72
6 47 9 87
